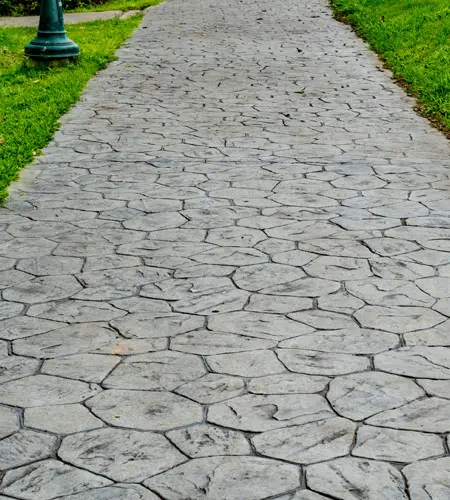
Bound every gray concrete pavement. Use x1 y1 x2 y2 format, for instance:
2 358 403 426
1 0 450 498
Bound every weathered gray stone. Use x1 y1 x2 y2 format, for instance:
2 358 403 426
166 424 251 457
103 351 206 390
171 329 277 355
0 405 20 439
288 310 356 330
252 417 356 464
0 355 39 384
0 374 99 407
207 350 285 377
279 328 398 354
25 404 103 434
0 316 63 340
328 372 424 420
233 263 305 291
353 426 444 462
42 354 120 383
404 319 450 346
354 305 446 333
367 397 450 432
0 430 57 470
248 373 330 394
208 311 314 340
417 379 450 398
14 324 122 358
208 394 333 432
59 428 185 482
110 312 204 338
27 300 126 322
87 390 202 430
306 457 408 500
60 484 160 500
17 256 83 276
144 456 300 499
246 294 312 313
176 373 245 403
403 457 450 500
278 349 370 376
375 347 450 379
1 459 112 499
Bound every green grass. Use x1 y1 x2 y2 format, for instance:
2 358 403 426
0 15 142 201
69 0 162 12
330 0 450 133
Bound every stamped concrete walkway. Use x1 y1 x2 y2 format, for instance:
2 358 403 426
1 0 450 498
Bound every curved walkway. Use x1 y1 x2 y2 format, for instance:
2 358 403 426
1 0 450 498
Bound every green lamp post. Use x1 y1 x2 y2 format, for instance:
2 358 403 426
25 0 80 60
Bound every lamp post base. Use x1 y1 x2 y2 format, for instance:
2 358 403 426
25 31 80 60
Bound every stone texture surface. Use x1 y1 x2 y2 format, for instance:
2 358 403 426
1 0 450 495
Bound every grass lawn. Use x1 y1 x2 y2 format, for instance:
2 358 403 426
330 0 450 134
0 15 142 201
69 0 162 12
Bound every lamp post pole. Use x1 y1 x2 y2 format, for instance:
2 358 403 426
25 0 80 61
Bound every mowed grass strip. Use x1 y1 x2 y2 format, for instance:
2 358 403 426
0 15 142 201
69 0 163 12
330 0 450 133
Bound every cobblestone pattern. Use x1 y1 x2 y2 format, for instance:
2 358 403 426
1 0 450 498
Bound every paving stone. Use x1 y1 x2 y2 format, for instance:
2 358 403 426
353 425 444 462
257 415 355 465
0 355 39 384
103 351 206 390
141 277 249 314
60 484 160 500
27 300 126 322
175 373 245 403
0 301 25 320
246 294 313 313
59 428 185 482
375 346 450 379
248 373 330 394
0 374 99 407
403 457 450 500
347 278 434 307
288 310 356 329
0 237 57 258
110 312 204 338
363 237 420 256
304 256 372 281
297 238 373 258
25 404 104 434
404 320 450 346
279 328 398 354
0 269 33 288
17 256 84 276
144 456 300 500
0 429 58 470
42 354 120 383
207 350 285 377
367 397 450 432
206 226 266 247
354 305 446 333
260 277 340 297
192 246 268 266
233 263 305 292
276 491 331 500
14 324 123 358
417 276 450 298
86 390 203 430
417 379 450 398
278 349 370 376
208 394 333 432
171 329 277 355
328 371 424 420
0 405 20 439
370 257 434 280
166 424 251 457
1 459 112 499
208 311 314 340
306 457 408 500
317 291 365 315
